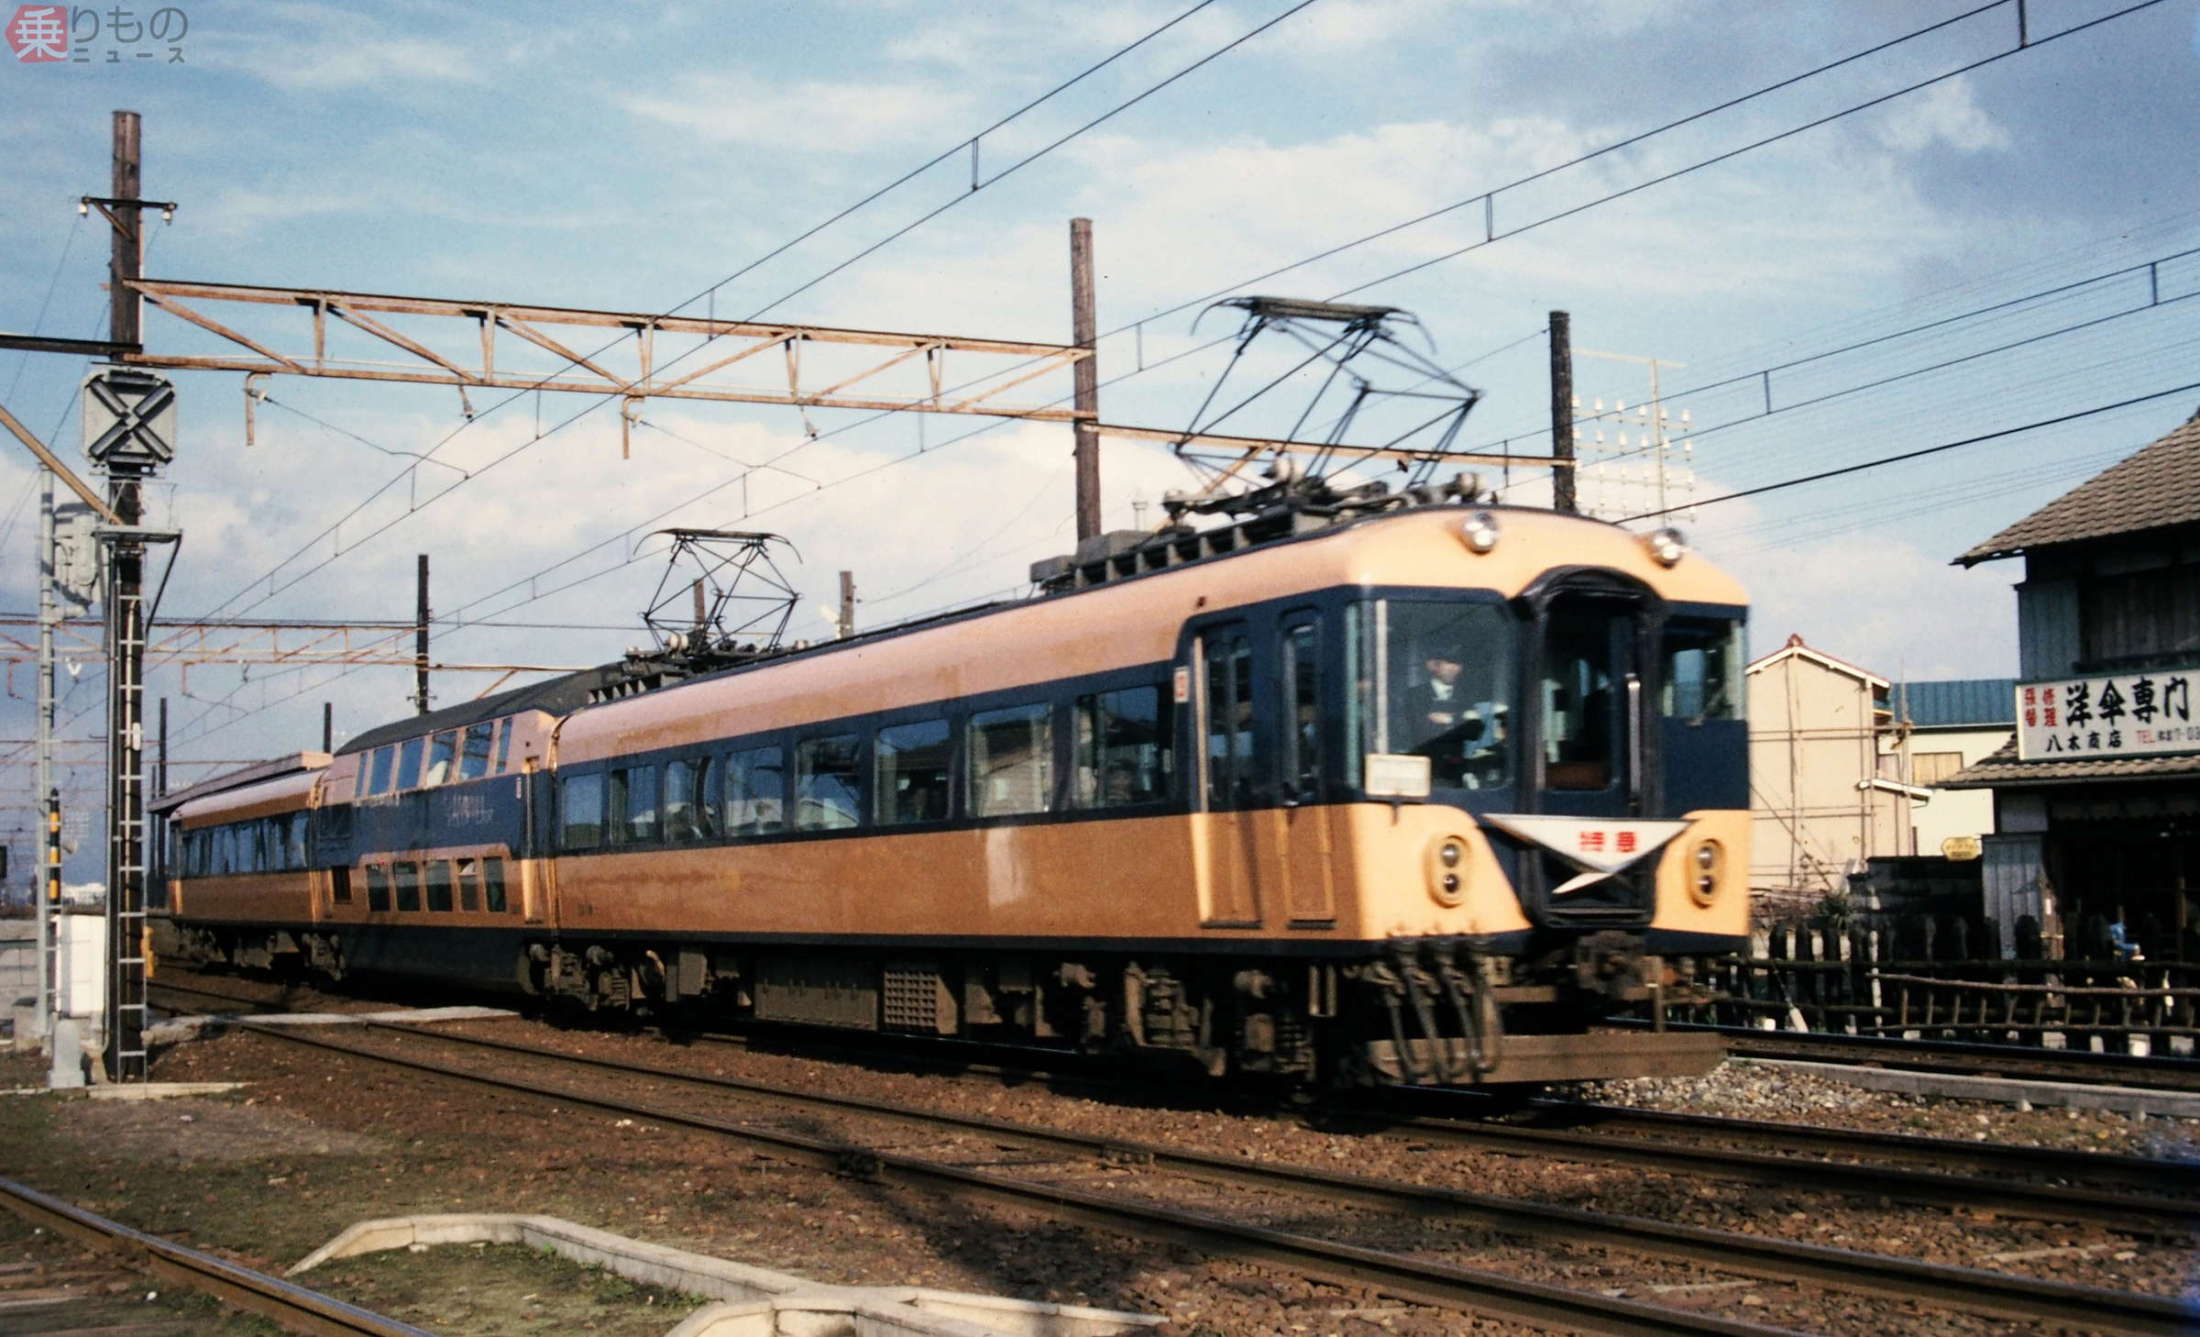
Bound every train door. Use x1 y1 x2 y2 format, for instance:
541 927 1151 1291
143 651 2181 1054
1533 588 1644 819
1191 619 1263 925
519 759 549 924
1277 611 1338 924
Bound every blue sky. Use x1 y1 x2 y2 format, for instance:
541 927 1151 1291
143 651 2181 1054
2 0 2197 870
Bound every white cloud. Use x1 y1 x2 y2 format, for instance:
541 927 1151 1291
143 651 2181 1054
623 75 976 154
1874 77 2011 155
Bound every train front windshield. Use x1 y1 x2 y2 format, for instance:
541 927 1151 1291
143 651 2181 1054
1353 595 1745 812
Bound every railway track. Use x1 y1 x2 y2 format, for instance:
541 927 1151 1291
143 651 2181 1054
149 977 2200 1218
1626 1021 2200 1092
0 1175 434 1337
153 994 2200 1336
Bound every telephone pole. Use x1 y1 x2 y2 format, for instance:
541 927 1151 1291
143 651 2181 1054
33 468 57 1049
1549 310 1577 515
1070 218 1101 541
414 553 430 714
836 570 856 640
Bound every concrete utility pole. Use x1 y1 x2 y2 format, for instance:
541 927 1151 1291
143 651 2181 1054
98 108 156 1083
414 553 429 714
836 571 856 640
1549 311 1577 515
1070 218 1101 542
322 701 333 753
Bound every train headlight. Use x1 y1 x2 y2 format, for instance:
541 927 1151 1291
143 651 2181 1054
1645 527 1687 567
1427 836 1471 907
1459 511 1501 555
1687 838 1725 907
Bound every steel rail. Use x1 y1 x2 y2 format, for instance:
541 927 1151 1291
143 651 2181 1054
1609 1021 2200 1092
245 1018 2194 1337
1408 1096 2200 1197
228 1020 1799 1337
0 1175 437 1337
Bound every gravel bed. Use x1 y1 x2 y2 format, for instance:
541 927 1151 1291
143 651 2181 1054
1580 1062 2200 1160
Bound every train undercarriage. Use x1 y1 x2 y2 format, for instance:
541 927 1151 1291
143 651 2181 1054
161 920 1723 1086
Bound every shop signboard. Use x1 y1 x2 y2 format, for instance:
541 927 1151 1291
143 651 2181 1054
2015 667 2200 761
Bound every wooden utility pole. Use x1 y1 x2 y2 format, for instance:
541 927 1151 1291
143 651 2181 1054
836 570 855 640
1549 310 1577 514
414 553 430 714
1070 218 1101 541
322 701 333 753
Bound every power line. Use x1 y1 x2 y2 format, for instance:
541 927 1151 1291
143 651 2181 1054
184 0 1286 628
1625 380 2200 524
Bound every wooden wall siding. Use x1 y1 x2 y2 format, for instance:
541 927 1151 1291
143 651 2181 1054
2016 576 2080 680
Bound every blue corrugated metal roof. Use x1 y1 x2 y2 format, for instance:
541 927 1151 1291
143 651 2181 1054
1893 678 2015 728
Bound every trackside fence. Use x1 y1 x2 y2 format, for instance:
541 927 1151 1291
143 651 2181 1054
1696 923 2200 1054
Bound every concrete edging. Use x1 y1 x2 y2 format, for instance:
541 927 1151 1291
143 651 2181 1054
291 1213 1160 1337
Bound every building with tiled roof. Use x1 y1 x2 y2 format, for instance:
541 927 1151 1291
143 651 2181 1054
1943 405 2200 963
1887 678 2016 858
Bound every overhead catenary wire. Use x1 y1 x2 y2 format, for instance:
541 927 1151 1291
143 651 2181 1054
183 0 1301 628
160 0 2178 747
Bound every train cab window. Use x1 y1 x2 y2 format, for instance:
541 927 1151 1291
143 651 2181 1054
663 757 712 842
1282 620 1323 801
364 863 391 912
369 745 396 795
483 855 508 913
331 866 352 904
1660 617 1744 722
796 734 863 831
970 704 1052 817
423 731 458 787
460 722 495 780
455 858 480 911
396 736 425 792
559 772 605 850
495 720 514 774
1378 600 1515 791
609 764 660 845
723 746 785 836
876 719 951 826
1201 631 1255 808
425 860 454 912
1075 687 1171 808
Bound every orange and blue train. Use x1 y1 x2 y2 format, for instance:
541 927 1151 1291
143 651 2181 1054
156 498 1749 1085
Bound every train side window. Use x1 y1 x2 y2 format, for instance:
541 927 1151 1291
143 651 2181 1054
609 764 659 845
364 864 390 912
423 731 458 787
1075 687 1171 808
559 772 605 850
331 866 352 904
663 757 710 842
288 812 310 870
393 861 421 912
425 860 454 912
483 855 508 913
1282 619 1323 802
696 756 721 839
365 745 392 795
495 720 513 774
795 734 863 831
455 857 480 911
396 736 425 791
970 703 1052 817
876 719 951 826
723 746 785 836
1201 631 1255 808
460 722 495 780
